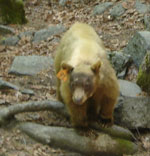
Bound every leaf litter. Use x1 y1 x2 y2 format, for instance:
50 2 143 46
0 0 150 155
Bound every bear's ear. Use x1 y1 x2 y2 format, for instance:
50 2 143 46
91 60 101 74
61 62 74 72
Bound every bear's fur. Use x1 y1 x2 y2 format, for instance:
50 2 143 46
54 22 119 127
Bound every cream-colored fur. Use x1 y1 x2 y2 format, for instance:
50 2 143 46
55 22 106 73
54 22 119 127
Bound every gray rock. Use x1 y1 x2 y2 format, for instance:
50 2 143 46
123 31 150 67
9 55 54 76
107 51 132 78
59 0 68 6
0 35 20 46
93 2 113 15
33 25 65 42
19 31 35 39
20 88 35 95
114 79 150 129
118 79 142 97
115 96 150 129
0 79 34 95
144 14 150 31
0 79 19 90
0 25 15 35
135 1 150 14
0 100 7 105
110 3 125 18
59 0 89 6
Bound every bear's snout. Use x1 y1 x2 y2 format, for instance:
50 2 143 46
72 88 87 105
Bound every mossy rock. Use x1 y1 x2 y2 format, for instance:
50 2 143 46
137 51 150 92
0 0 27 24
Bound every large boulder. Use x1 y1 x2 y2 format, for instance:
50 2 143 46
123 31 150 67
144 15 150 31
107 51 132 78
0 0 27 24
9 55 54 76
115 79 150 129
137 51 150 92
118 79 142 97
115 96 150 129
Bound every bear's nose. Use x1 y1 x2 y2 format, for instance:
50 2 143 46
72 88 86 105
73 97 83 105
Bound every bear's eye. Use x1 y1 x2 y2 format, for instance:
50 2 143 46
70 82 75 88
84 83 90 90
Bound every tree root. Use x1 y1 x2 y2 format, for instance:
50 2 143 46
0 99 138 156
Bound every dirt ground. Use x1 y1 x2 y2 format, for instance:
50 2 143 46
0 0 150 155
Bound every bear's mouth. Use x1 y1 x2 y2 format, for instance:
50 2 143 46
72 88 87 105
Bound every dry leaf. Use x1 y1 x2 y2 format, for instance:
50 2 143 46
0 45 5 52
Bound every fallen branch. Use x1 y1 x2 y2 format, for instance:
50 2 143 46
0 100 66 125
0 99 138 155
18 122 138 156
90 122 135 141
0 100 135 141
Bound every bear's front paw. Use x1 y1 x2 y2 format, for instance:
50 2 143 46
72 119 88 128
99 117 113 128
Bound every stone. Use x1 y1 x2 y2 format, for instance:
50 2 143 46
144 14 150 31
135 0 150 14
19 31 35 39
9 55 54 76
0 36 20 46
59 0 86 6
0 79 19 90
107 51 132 78
33 25 65 42
93 2 113 15
0 79 34 95
115 96 150 129
0 0 27 24
123 31 150 67
20 88 34 95
110 3 125 18
114 79 150 129
0 100 6 105
0 45 5 52
137 51 150 92
118 79 142 97
0 25 15 35
59 0 68 6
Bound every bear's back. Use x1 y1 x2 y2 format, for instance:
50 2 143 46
59 23 106 67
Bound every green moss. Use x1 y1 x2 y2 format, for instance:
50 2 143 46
137 68 150 92
116 138 137 155
0 37 6 44
0 0 27 24
137 51 150 92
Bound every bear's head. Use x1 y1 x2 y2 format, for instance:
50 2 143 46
61 60 101 105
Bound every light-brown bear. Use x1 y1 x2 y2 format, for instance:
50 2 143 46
54 22 119 127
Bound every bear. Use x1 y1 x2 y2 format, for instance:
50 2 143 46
54 22 119 128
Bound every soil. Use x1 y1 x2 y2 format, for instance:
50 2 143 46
0 0 150 156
